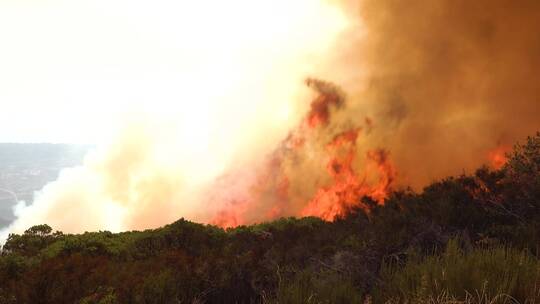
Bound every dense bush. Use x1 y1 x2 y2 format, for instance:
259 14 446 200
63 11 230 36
374 239 540 303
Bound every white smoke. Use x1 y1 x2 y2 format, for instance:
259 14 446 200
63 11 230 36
1 0 351 238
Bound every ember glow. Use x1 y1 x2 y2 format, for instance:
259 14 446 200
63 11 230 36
488 145 512 170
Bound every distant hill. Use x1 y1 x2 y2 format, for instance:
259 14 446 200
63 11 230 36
0 144 91 228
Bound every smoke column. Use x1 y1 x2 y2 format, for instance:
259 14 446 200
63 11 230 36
2 0 540 240
325 0 540 188
205 0 540 225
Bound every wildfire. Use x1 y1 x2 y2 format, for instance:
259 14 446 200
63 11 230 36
211 79 396 226
211 204 245 229
301 131 396 220
488 145 511 170
3 0 539 241
2 0 352 238
305 78 344 128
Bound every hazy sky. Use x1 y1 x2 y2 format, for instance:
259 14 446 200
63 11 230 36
1 0 171 143
0 0 345 144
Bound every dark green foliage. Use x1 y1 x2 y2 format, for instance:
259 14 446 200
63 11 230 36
0 132 539 303
374 239 540 303
3 224 61 257
268 270 364 304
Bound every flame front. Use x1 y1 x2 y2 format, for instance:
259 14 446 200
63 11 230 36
210 79 396 226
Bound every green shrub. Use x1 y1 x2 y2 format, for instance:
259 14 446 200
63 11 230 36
79 288 118 304
266 270 363 304
135 270 178 304
374 239 540 303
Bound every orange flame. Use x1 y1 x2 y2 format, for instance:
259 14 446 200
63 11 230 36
210 79 396 226
301 131 396 220
305 78 343 128
487 145 511 169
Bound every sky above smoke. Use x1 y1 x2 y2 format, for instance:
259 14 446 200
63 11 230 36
1 0 539 240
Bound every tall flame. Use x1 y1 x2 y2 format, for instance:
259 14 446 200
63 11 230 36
209 79 396 226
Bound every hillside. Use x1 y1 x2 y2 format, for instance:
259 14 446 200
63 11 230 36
0 133 539 303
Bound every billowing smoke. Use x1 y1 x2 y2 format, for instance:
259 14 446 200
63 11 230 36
1 0 349 239
2 0 540 239
325 0 540 188
206 0 540 225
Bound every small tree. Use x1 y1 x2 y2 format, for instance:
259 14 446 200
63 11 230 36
504 132 540 218
24 224 52 237
2 224 59 256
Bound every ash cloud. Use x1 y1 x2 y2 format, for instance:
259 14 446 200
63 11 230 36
324 0 540 188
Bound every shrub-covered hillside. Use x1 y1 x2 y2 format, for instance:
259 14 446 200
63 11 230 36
1 133 539 303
